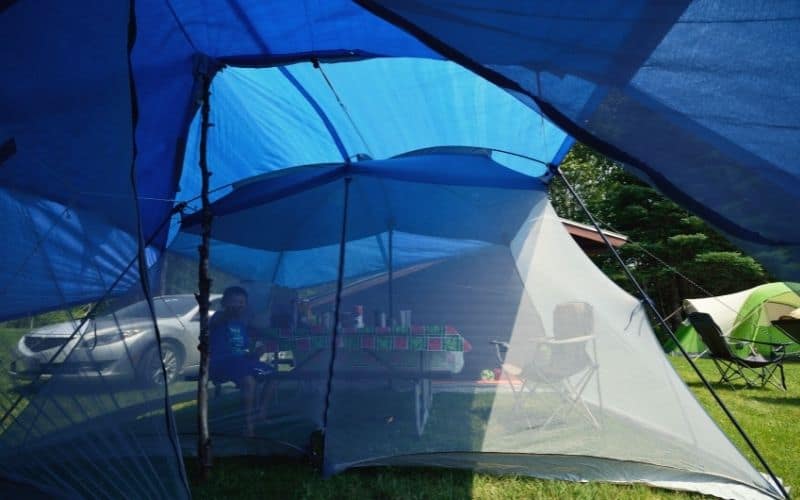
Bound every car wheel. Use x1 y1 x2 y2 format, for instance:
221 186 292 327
139 343 183 386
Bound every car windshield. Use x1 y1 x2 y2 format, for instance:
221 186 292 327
107 296 197 321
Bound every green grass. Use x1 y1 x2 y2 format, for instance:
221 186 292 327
1 327 794 499
0 328 32 432
189 359 799 499
671 357 799 493
186 456 696 500
0 327 26 392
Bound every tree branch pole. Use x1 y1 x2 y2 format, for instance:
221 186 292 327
196 67 214 482
552 164 789 499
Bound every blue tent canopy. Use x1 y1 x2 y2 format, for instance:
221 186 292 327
183 151 545 231
169 230 490 290
176 59 566 211
176 151 544 286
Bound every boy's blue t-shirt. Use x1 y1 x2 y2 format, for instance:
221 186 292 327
210 316 250 363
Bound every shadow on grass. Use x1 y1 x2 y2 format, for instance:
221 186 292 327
683 379 794 400
751 396 800 406
186 456 475 500
682 379 737 390
681 379 782 393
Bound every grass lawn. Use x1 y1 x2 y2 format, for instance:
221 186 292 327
0 325 795 498
188 358 799 499
0 328 33 432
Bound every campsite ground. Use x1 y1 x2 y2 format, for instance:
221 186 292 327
0 325 794 498
188 358 800 500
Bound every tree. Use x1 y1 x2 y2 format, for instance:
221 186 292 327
549 144 768 333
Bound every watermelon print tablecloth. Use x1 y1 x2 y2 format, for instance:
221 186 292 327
255 325 468 375
256 325 469 354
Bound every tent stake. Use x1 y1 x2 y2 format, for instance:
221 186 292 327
196 64 214 482
553 164 789 499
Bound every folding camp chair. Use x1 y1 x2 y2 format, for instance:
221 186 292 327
687 312 787 391
492 302 600 430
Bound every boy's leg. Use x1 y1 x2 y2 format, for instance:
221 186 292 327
257 379 278 420
241 374 256 437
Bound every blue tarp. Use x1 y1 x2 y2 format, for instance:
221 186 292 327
1 1 568 321
4 0 797 319
0 187 149 322
358 0 800 278
0 2 142 320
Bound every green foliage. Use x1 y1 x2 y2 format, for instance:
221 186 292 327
683 252 767 294
548 143 622 224
549 143 767 329
0 328 32 430
0 305 92 330
161 251 240 295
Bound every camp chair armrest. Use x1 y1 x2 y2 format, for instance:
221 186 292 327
531 335 595 345
490 340 510 354
490 340 510 364
727 337 792 347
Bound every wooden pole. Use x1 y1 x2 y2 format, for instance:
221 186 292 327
196 67 214 482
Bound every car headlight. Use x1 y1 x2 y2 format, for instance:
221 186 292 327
79 329 147 348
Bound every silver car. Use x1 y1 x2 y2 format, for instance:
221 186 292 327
11 294 221 386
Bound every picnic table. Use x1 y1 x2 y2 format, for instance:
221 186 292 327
255 324 469 435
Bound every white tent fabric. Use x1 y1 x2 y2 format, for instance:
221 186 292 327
491 205 776 499
684 289 753 336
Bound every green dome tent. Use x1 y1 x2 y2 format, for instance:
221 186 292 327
667 283 800 357
664 323 710 357
731 283 800 356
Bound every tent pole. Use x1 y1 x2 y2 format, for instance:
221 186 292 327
388 223 394 326
663 306 683 323
553 165 789 499
196 63 214 482
320 176 352 465
128 3 189 493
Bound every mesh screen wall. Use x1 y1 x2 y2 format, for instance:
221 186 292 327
171 158 779 499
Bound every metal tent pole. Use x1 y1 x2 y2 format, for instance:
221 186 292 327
319 176 352 469
553 164 789 499
127 3 189 493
